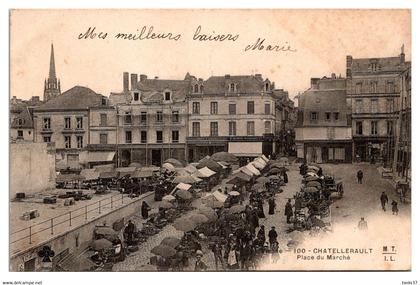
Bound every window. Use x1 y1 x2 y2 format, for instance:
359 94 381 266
141 131 147 143
333 112 339 120
264 103 271 115
156 131 163 143
192 102 200 114
370 62 378 71
172 111 179 123
264 121 271 134
210 122 218 136
200 85 204 93
65 136 71 148
325 112 331 120
156 111 163 122
76 117 83 129
133 92 139 101
247 101 255 114
371 121 378 135
265 82 270 91
17 118 25 126
355 99 363 113
370 81 378 93
194 84 199 93
100 133 108 144
310 112 318 121
228 121 236 136
229 83 235 92
387 81 395 93
17 130 23 138
387 121 394 135
64 117 71 129
124 112 132 124
125 131 132 143
164 91 171 101
43 136 51 143
356 121 363 135
210 102 218 115
101 97 107 106
172 130 179 143
77 136 83 148
386 99 394 113
100 114 107 126
228 103 236 115
140 112 147 124
355 82 362 94
370 99 378 113
247 121 255 136
192 122 200 137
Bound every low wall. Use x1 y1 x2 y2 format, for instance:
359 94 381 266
10 192 153 271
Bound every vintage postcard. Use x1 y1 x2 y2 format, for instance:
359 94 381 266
9 9 411 272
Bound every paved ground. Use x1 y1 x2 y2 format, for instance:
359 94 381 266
113 162 411 271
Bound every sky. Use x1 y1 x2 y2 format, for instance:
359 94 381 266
10 9 411 100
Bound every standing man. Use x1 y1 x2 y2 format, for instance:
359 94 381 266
268 226 278 248
380 192 389 211
357 217 368 231
357 170 364 184
212 243 224 270
391 200 399 215
268 196 276 215
284 199 294 224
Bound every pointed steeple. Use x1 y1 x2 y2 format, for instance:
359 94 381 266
49 43 56 79
44 43 61 101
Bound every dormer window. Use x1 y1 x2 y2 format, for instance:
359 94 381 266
194 84 199 93
229 83 236 92
101 97 107 106
265 82 270 91
164 90 171 101
133 92 140 101
200 85 204 93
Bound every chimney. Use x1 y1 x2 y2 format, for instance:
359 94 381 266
140 74 147 82
400 44 405 64
31 96 40 103
123 72 129 92
346 55 353 78
310 78 320 89
224 74 230 79
130 74 138 90
331 73 336 79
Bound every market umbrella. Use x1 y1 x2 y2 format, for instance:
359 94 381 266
306 181 322 188
228 204 246 215
189 213 209 224
164 158 185 168
162 163 176 172
173 175 199 184
151 244 177 258
196 158 222 172
226 173 251 184
205 199 224 209
175 190 193 200
162 195 176 202
210 152 238 163
90 239 113 251
304 176 320 182
257 187 267 193
268 168 283 175
256 177 270 184
304 187 320 193
161 237 181 248
173 217 197 232
157 201 174 209
228 191 240 196
251 183 266 191
269 162 285 169
198 207 218 222
128 162 142 168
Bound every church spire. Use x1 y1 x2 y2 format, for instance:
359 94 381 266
44 43 61 101
49 43 56 79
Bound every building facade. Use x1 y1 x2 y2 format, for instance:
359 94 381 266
110 73 190 167
187 74 277 163
33 86 108 170
346 48 410 163
295 75 352 163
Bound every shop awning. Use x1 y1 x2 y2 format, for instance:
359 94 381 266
94 164 115 173
175 182 192 191
116 167 137 176
86 151 116 163
99 171 119 179
197 167 216 178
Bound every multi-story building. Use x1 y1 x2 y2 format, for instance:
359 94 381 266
187 74 277 163
33 86 108 169
10 96 42 142
110 73 190 167
346 47 410 163
273 89 296 156
295 74 352 163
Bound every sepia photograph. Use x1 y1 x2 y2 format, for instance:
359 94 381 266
7 8 412 274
